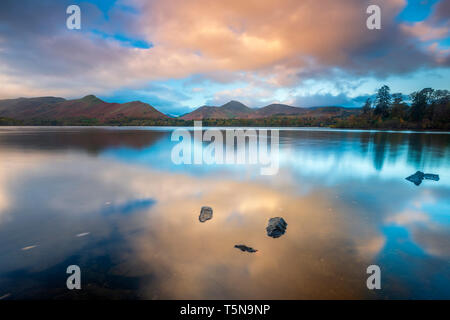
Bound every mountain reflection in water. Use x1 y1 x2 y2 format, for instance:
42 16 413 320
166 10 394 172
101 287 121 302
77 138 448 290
0 127 448 299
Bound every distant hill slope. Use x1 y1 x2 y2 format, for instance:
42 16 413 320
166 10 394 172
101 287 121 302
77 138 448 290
181 101 360 120
181 100 254 120
0 95 360 123
0 95 168 120
0 97 67 119
252 104 307 118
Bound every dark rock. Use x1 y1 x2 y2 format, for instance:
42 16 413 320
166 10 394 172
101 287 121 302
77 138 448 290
266 217 287 238
424 173 440 181
234 245 257 253
406 171 424 185
406 171 439 186
199 206 213 222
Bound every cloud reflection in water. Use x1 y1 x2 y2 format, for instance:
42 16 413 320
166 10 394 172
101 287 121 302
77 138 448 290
0 127 448 299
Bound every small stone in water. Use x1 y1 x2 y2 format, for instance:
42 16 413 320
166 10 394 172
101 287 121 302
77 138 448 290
266 217 287 238
234 245 257 253
199 206 213 222
406 171 440 186
405 171 425 185
424 173 439 181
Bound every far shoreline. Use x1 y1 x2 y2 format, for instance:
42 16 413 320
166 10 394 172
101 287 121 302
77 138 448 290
1 125 449 134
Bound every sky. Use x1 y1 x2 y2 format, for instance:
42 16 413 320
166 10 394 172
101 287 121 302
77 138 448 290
0 0 449 115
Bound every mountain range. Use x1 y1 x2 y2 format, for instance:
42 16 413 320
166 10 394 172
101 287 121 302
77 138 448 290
0 95 360 122
0 95 167 121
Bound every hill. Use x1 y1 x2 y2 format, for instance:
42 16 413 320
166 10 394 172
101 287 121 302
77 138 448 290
181 101 359 120
0 95 168 121
252 104 307 118
0 95 363 127
181 100 253 120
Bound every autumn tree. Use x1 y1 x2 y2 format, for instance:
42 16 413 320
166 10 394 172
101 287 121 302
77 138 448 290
374 85 392 118
410 88 433 121
362 98 372 115
390 93 408 119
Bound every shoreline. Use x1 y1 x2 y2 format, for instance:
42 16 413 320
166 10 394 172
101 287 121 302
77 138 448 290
1 125 449 134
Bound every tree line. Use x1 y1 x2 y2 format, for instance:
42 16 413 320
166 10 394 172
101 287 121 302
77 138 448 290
338 85 450 130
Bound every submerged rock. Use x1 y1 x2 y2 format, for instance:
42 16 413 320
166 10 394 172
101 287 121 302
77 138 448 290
199 206 213 222
406 171 424 185
234 244 257 253
424 173 440 181
406 171 440 186
266 217 287 238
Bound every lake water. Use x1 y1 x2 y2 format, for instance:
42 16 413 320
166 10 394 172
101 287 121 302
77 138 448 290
0 126 449 299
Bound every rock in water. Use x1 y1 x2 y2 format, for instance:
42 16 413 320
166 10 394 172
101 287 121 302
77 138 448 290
405 171 440 186
199 206 213 222
424 173 440 181
234 245 257 253
406 171 425 186
266 217 287 238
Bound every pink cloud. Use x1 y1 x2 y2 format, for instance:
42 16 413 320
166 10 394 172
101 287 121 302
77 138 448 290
401 21 449 41
0 0 448 99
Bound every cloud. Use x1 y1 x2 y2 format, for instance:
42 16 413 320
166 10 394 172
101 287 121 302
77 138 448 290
135 0 448 77
101 84 192 116
292 92 372 108
401 22 448 41
0 0 448 103
400 0 449 46
205 84 277 107
430 0 450 25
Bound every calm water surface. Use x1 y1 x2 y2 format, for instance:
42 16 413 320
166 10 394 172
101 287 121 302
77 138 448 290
0 127 449 299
